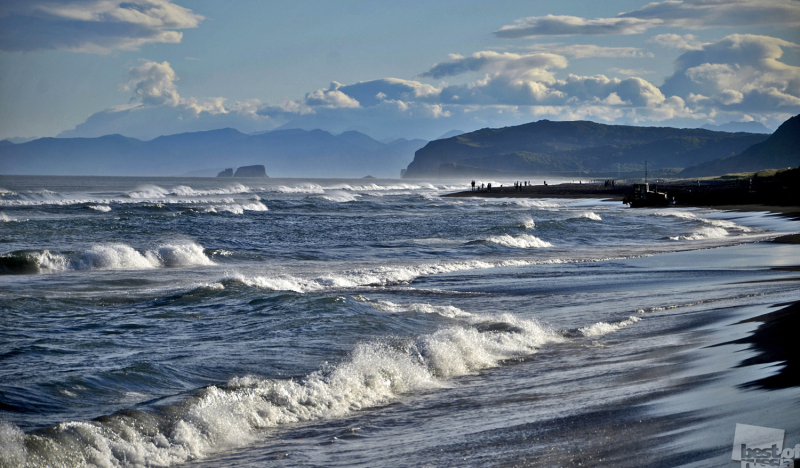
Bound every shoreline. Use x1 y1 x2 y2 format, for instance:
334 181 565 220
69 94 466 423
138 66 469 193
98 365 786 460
442 182 800 225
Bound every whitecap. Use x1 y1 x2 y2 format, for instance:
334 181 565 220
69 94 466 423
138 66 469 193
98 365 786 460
579 316 641 337
485 234 552 249
675 226 729 240
126 185 169 199
574 211 602 221
319 192 359 203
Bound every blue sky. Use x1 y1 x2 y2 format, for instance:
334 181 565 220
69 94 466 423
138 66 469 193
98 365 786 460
1 0 799 141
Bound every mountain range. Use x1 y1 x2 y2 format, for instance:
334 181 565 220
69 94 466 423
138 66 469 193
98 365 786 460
0 129 427 178
402 120 772 178
2 118 796 179
699 121 772 134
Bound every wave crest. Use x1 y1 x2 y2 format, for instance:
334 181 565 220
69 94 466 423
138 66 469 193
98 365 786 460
0 243 213 274
579 316 641 337
485 234 552 249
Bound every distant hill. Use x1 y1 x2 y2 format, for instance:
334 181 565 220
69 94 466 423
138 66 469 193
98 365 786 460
403 120 768 178
436 130 466 140
700 121 772 134
679 114 800 178
0 128 428 178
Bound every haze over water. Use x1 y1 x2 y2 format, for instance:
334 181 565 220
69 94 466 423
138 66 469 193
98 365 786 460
1 176 799 467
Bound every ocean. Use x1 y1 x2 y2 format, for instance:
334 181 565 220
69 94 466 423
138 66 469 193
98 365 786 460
1 175 799 467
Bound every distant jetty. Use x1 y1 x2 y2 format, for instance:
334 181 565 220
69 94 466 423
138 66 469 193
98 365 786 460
218 165 269 178
443 167 800 214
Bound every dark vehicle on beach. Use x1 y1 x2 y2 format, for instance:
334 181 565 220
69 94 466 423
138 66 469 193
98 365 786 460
623 183 669 207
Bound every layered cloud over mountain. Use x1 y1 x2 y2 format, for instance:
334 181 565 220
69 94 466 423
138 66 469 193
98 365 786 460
48 1 799 140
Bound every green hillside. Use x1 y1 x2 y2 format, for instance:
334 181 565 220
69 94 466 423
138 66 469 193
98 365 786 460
403 119 768 178
679 114 800 178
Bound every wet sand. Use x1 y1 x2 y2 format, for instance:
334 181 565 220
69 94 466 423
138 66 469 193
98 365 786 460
723 301 800 389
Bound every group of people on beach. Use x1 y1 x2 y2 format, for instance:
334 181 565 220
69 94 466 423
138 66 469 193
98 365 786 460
470 180 532 192
604 179 616 188
513 181 531 191
470 180 488 191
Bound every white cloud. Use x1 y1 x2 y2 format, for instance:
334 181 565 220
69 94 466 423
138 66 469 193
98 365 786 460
495 1 800 38
608 68 655 76
619 0 800 29
649 34 704 50
420 51 568 79
494 15 657 38
524 43 652 58
0 0 203 53
304 82 361 108
661 34 800 112
122 60 180 106
181 97 228 116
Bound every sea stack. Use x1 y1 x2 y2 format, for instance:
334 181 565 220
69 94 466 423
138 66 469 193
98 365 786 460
233 165 269 177
217 168 233 177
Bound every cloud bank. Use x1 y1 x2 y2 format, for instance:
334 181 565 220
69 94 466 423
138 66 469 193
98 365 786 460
60 61 267 139
0 0 203 52
494 0 800 38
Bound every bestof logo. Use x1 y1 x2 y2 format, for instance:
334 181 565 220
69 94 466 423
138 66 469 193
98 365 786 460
733 424 798 467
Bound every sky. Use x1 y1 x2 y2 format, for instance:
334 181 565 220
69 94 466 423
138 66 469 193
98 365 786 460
1 0 799 142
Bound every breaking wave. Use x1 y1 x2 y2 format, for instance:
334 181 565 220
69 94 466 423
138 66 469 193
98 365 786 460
1 314 559 467
579 316 641 337
225 259 536 293
519 216 535 229
656 210 753 233
485 234 553 249
268 184 325 194
319 192 360 203
573 212 602 221
355 297 475 319
203 202 268 214
0 242 213 274
87 205 112 212
167 183 251 197
673 226 729 241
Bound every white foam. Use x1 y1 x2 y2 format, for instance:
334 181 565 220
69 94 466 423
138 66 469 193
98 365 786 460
656 210 753 233
14 313 560 467
147 243 215 268
485 234 553 249
579 316 641 337
675 226 729 240
28 242 214 272
356 297 474 319
87 205 112 212
656 211 697 220
228 259 534 293
35 251 72 271
520 216 535 229
0 422 26 467
268 184 325 194
575 212 602 221
327 183 427 192
126 185 169 199
211 202 269 214
320 192 360 203
509 199 559 208
702 218 752 232
0 212 15 222
74 244 162 270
